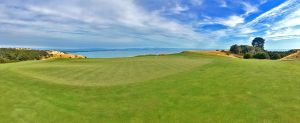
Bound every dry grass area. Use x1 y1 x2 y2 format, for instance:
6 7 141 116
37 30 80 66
281 50 300 60
187 50 242 58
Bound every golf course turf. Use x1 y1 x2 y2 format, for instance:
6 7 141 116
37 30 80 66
1 51 300 123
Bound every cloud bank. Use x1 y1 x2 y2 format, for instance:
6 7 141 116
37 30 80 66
0 0 299 49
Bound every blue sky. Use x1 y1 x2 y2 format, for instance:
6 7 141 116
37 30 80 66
0 0 300 49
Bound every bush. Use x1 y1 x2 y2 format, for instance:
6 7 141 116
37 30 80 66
243 53 253 59
0 57 9 63
269 53 281 60
254 47 264 53
253 52 270 59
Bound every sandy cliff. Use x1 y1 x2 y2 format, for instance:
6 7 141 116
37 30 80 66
47 50 86 59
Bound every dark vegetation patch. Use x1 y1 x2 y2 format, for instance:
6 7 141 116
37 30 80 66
0 48 50 63
230 37 298 60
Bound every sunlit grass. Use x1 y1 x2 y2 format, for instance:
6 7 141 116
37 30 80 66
1 52 300 123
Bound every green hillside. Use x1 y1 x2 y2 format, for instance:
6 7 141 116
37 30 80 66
1 52 300 123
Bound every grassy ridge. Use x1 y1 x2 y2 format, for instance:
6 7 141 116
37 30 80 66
1 52 300 123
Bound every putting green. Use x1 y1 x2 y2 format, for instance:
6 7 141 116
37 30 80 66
8 54 211 86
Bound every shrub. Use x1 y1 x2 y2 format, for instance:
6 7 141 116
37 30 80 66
253 52 270 59
254 47 264 53
243 53 253 59
269 53 282 60
0 57 9 63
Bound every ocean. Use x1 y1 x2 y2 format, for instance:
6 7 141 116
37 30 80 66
65 48 200 58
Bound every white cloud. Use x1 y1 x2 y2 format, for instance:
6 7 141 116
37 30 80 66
0 0 212 48
170 2 189 14
246 0 299 27
260 0 268 5
1 0 299 49
272 8 300 30
217 15 245 27
242 2 259 16
240 0 300 43
197 15 245 28
238 27 256 34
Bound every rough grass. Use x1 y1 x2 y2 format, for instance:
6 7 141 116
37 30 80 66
1 52 300 123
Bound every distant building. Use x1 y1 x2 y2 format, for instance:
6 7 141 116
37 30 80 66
15 48 32 50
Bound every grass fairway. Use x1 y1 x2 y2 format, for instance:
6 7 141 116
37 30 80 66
1 52 300 123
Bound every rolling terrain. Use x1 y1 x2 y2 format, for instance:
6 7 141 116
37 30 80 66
281 50 300 60
1 51 300 123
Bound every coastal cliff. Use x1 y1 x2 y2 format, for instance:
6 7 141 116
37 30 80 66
0 48 87 63
46 50 86 59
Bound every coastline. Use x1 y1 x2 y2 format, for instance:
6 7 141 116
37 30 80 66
46 50 87 59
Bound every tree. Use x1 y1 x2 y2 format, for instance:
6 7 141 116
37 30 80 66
230 44 242 54
252 37 265 49
240 45 255 54
253 52 270 59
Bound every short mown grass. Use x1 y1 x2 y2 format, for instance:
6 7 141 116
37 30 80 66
1 52 300 123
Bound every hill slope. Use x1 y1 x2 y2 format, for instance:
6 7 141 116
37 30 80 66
281 50 300 60
1 52 300 123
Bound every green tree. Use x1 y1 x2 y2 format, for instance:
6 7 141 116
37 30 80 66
240 45 255 54
230 44 242 54
252 37 265 49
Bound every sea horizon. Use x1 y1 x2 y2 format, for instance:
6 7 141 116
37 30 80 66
64 48 203 58
1 47 294 58
61 48 294 58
